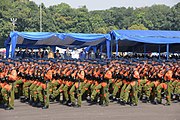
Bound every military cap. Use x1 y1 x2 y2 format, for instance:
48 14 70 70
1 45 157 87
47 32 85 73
0 60 4 63
49 59 55 63
13 58 19 61
79 64 84 66
172 59 177 63
153 64 158 66
139 62 144 64
53 58 58 61
117 58 123 60
131 58 137 62
29 59 34 62
22 59 28 62
37 62 42 65
33 58 37 61
7 58 12 60
44 62 50 65
73 63 78 66
48 58 53 61
99 62 106 66
94 58 100 61
158 63 163 66
41 58 47 61
130 63 136 66
5 62 9 65
165 60 170 62
58 60 63 62
33 61 37 64
53 60 57 63
121 62 126 65
37 58 41 61
21 59 26 62
9 62 15 65
40 62 45 65
91 62 96 64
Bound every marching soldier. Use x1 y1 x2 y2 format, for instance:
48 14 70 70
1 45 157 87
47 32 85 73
37 62 52 109
156 69 173 105
0 57 179 110
1 62 17 110
69 64 85 107
91 63 111 106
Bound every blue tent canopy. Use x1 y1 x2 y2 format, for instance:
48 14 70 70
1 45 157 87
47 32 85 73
5 31 111 58
111 30 180 59
111 30 180 44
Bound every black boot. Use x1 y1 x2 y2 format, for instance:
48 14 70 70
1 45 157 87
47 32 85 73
153 98 161 105
67 102 75 107
164 103 170 106
144 97 150 103
49 95 55 102
101 103 109 107
120 99 126 105
62 101 68 105
20 96 26 103
110 97 117 102
71 102 76 107
74 104 81 108
142 95 147 103
89 99 97 106
42 106 49 109
130 103 137 106
173 94 180 103
31 102 36 107
25 98 30 104
36 102 43 107
5 107 14 110
28 99 34 105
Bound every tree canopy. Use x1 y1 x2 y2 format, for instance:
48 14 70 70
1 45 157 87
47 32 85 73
0 0 179 47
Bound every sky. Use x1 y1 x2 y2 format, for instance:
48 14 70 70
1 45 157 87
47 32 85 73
31 0 179 10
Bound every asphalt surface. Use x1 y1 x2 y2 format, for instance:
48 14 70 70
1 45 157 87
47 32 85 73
0 100 179 120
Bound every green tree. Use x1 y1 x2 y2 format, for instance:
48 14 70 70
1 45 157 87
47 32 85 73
0 0 179 47
128 24 148 30
169 3 180 30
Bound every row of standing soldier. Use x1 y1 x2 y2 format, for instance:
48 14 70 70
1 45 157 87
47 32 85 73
15 48 102 60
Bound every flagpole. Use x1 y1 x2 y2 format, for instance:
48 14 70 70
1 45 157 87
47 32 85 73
40 3 42 32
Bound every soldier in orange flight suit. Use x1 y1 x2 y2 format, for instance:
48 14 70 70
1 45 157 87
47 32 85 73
37 62 52 109
1 62 17 110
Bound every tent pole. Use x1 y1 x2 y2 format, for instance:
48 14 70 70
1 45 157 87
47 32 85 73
144 44 146 58
116 40 118 57
111 39 113 58
100 45 102 53
9 39 12 58
166 44 169 60
106 40 110 59
158 45 161 60
93 46 97 53
51 46 56 53
6 45 10 58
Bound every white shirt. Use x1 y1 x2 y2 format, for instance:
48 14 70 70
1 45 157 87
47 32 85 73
71 50 79 59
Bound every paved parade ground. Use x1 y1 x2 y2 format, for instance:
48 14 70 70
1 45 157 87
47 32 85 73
0 100 179 120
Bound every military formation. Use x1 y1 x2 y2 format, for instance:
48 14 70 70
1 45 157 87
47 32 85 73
0 57 179 110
